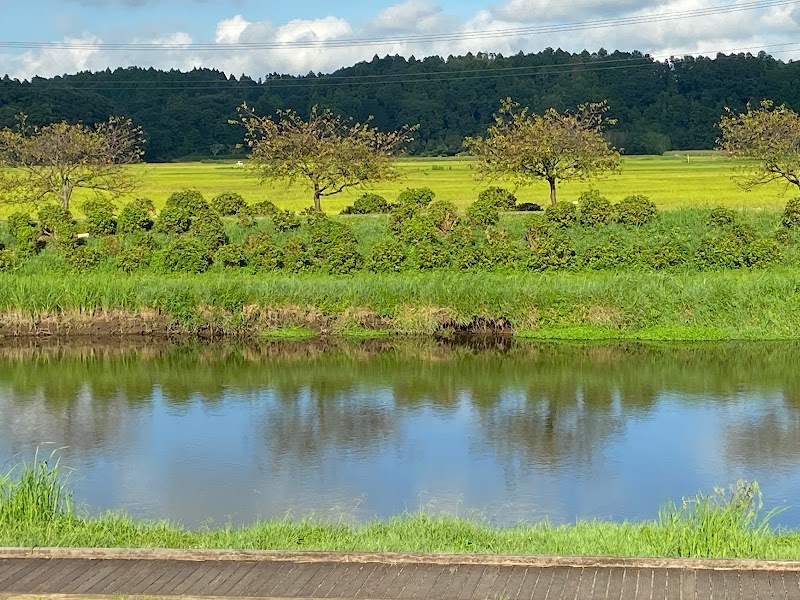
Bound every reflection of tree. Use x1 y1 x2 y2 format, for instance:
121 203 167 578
257 389 399 471
723 397 800 471
476 388 624 474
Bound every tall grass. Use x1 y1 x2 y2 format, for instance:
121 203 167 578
2 459 800 559
0 450 73 528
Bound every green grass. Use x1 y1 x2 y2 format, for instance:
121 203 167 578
1 461 799 559
4 155 794 217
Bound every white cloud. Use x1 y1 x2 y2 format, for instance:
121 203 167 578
4 0 800 80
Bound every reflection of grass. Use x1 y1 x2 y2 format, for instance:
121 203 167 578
259 327 317 340
2 156 791 218
1 462 796 559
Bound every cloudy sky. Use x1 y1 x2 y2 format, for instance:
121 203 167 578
1 0 799 80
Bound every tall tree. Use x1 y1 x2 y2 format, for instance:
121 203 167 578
464 99 620 205
0 115 145 210
235 103 415 211
718 100 800 190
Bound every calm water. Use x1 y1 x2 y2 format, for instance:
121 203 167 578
1 338 800 528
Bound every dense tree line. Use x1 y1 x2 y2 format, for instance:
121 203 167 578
2 48 799 161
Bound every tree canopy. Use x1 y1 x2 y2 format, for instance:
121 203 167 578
235 103 415 211
465 99 620 204
1 50 799 161
718 100 800 190
0 115 145 210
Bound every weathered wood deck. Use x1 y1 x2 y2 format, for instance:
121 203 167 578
1 549 799 599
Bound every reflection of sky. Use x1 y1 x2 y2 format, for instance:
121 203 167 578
2 375 800 528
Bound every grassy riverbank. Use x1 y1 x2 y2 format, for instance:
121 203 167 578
1 462 798 560
1 269 800 339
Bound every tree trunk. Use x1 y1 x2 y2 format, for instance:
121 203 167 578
548 178 557 205
313 184 322 212
61 183 72 211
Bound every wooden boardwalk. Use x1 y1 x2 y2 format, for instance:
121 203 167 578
1 549 800 599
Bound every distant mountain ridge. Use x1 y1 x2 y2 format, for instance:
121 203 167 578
2 48 798 161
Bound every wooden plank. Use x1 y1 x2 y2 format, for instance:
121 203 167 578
682 569 698 600
152 561 209 596
27 559 90 594
68 560 131 594
786 571 800 600
92 559 157 595
380 564 418 599
500 566 529 600
558 567 583 600
753 570 773 600
335 563 380 599
650 568 668 600
242 562 297 597
573 568 597 600
3 558 74 592
441 565 486 600
542 566 568 600
664 569 682 600
719 570 739 600
277 561 326 597
138 560 198 596
111 561 174 595
312 563 354 598
472 566 501 600
529 568 555 600
326 564 366 598
607 567 627 600
694 569 712 600
397 564 440 599
223 562 280 597
360 563 403 599
771 571 789 600
739 571 758 600
0 559 52 591
486 567 514 600
589 568 609 600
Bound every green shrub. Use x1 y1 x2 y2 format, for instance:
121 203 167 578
155 190 209 234
38 204 76 240
744 238 784 268
525 214 558 245
243 231 272 254
577 189 612 227
6 212 41 255
0 249 16 272
482 227 520 269
272 209 301 232
253 200 278 216
367 240 407 273
100 235 121 257
694 234 747 269
115 246 152 272
237 206 256 229
395 187 435 207
63 244 103 272
282 236 313 273
159 237 212 273
466 197 500 228
117 198 155 234
782 197 800 229
188 210 229 252
477 186 517 210
248 240 284 271
612 194 658 227
648 239 692 270
411 239 450 270
210 192 247 216
80 198 117 235
341 193 390 215
545 201 578 228
523 237 575 271
775 227 795 245
580 240 625 270
324 243 362 275
707 206 737 227
214 244 248 268
517 202 542 212
127 231 160 252
426 200 461 235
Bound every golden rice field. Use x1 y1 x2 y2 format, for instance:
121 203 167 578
2 154 796 217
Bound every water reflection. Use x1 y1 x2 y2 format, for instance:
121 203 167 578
0 339 799 526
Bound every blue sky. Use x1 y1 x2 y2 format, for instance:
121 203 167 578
1 0 798 79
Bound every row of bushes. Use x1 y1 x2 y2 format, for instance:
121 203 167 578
2 190 800 275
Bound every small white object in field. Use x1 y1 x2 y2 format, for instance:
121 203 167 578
77 232 90 239
572 200 578 205
236 161 244 166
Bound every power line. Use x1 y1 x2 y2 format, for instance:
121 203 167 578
0 0 796 51
14 42 800 92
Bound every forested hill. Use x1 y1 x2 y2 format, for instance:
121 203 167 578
2 48 799 161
